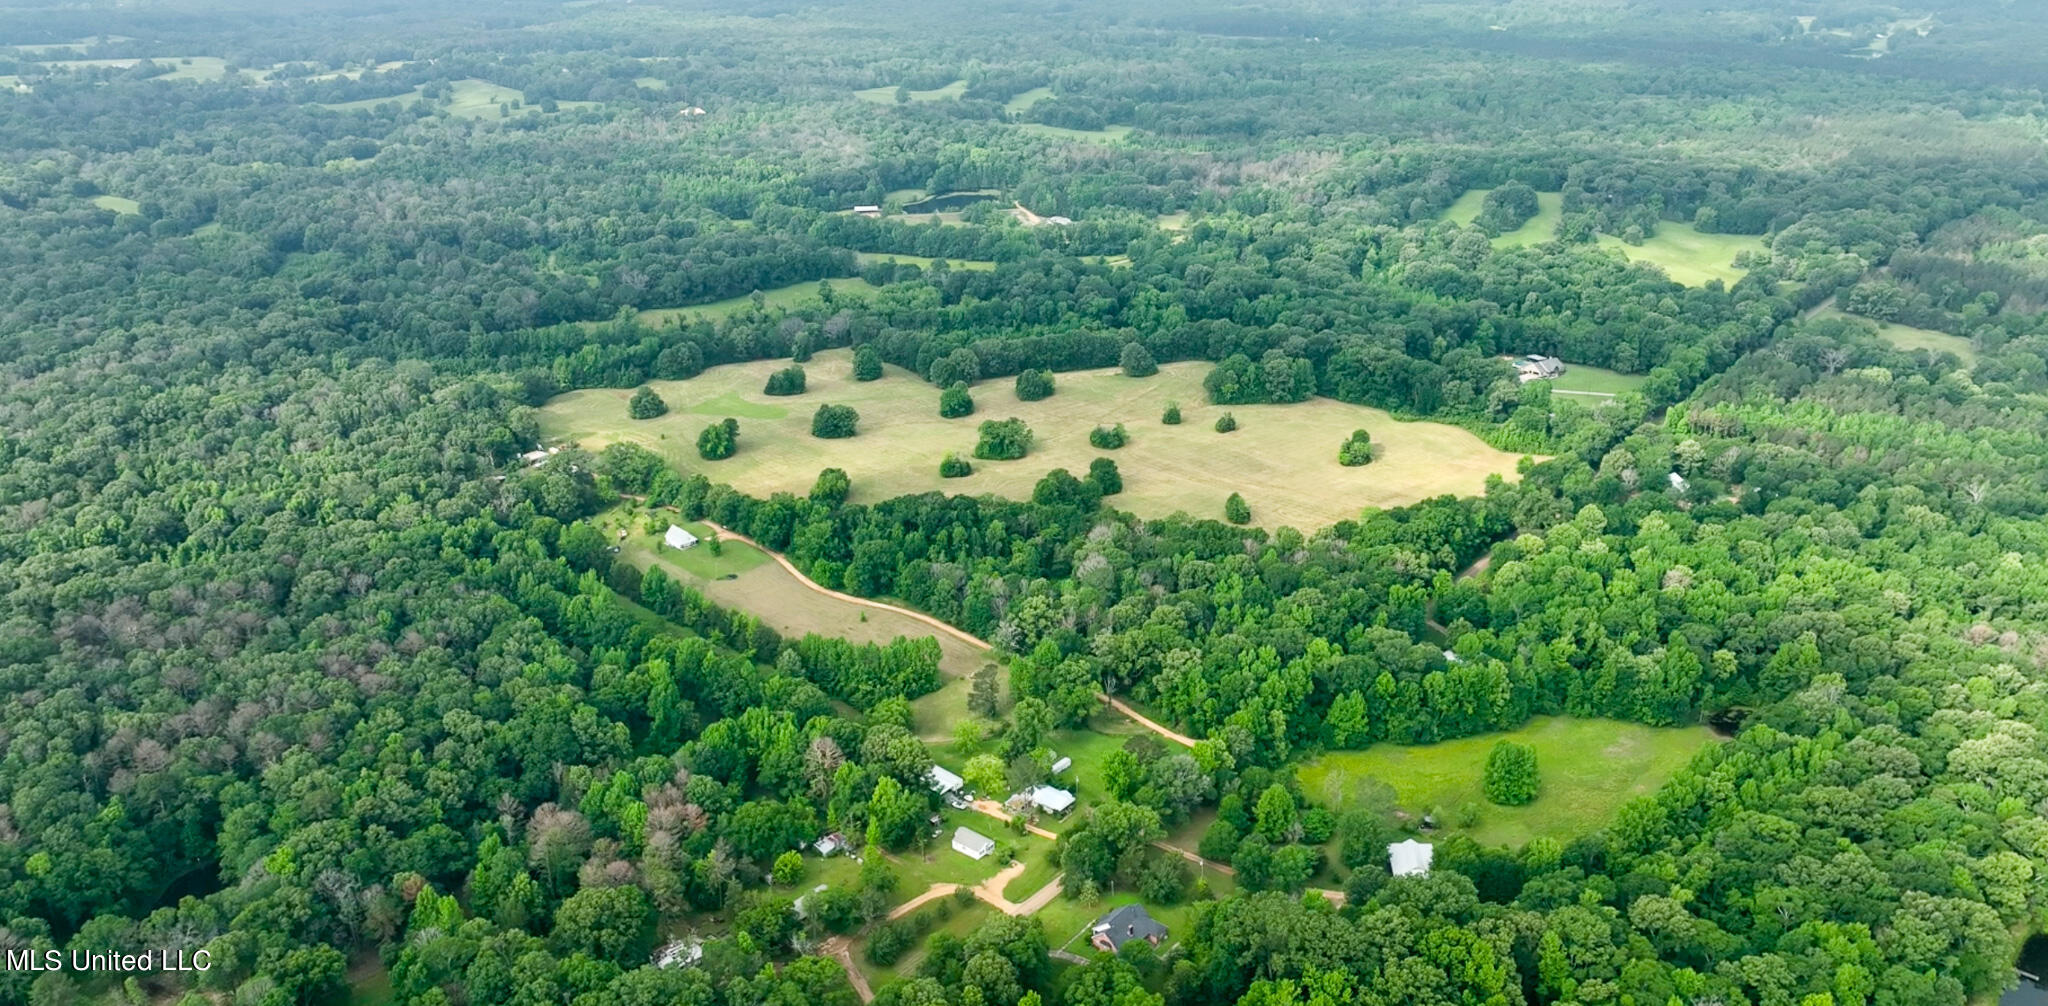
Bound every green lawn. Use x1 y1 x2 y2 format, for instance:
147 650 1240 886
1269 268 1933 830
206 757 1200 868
1491 192 1565 249
598 513 769 580
1595 222 1766 287
633 75 668 90
444 78 598 118
1813 307 1978 364
319 87 425 112
539 352 1533 530
1441 188 1489 227
40 56 241 81
1035 879 1230 961
854 252 996 271
626 278 885 324
1003 844 1064 902
1156 212 1190 231
855 896 996 990
1004 86 1054 115
91 195 140 215
342 955 396 1006
854 79 968 103
1546 363 1647 396
1016 122 1133 142
1296 716 1719 848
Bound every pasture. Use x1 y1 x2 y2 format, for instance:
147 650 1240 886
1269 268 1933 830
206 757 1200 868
1016 123 1133 142
1545 363 1646 397
854 252 997 271
1814 307 1978 364
1295 716 1718 848
854 79 968 103
1595 222 1766 286
1003 86 1054 115
91 195 140 215
538 351 1535 530
318 87 425 112
626 278 886 324
38 56 242 81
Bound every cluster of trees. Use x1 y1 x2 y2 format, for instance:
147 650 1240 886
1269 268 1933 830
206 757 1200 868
698 417 740 459
974 418 1034 460
811 403 861 438
764 365 808 396
1337 428 1373 466
629 385 668 418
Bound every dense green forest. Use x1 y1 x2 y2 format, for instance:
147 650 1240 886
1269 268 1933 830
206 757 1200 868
5 0 2048 1004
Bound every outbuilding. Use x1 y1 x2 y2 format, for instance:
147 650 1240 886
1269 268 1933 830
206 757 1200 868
1388 839 1434 877
664 524 699 550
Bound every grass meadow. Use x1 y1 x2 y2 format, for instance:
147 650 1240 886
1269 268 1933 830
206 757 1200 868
1295 716 1719 848
539 352 1534 530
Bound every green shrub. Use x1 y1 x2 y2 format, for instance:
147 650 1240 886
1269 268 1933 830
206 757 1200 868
628 386 667 419
974 418 1033 460
1088 423 1127 449
811 404 859 438
1214 412 1238 433
763 365 806 396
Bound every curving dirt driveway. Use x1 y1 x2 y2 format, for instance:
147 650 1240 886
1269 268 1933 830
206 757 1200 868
701 520 1201 750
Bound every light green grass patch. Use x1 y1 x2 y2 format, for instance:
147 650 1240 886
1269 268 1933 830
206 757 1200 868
1156 212 1190 231
1491 192 1565 248
539 353 1533 530
624 278 884 323
633 76 668 90
1545 363 1646 396
884 188 927 203
342 954 396 1006
1441 189 1489 227
40 56 238 81
1036 882 1228 961
855 252 996 271
853 79 968 103
1813 307 1977 364
1003 86 1054 115
1016 122 1133 143
855 896 995 989
1594 221 1766 287
193 222 223 237
1296 716 1719 848
91 195 140 215
682 391 789 420
319 87 425 112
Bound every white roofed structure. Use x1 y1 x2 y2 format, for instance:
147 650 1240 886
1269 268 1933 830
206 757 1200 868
664 524 699 550
927 764 965 794
1389 839 1434 877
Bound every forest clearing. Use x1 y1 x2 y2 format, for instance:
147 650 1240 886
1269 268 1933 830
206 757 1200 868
541 350 1534 528
1296 717 1720 848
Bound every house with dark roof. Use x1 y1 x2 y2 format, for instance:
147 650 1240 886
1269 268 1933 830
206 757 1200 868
1514 354 1566 382
1090 904 1167 953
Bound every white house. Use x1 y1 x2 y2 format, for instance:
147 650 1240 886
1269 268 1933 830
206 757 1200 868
664 524 699 550
952 826 997 860
1388 839 1434 877
927 764 965 796
1024 785 1075 815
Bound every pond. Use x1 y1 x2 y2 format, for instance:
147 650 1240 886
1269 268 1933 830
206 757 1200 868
901 190 998 214
2006 934 2048 1006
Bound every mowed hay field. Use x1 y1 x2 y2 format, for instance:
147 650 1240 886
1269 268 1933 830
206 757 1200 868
540 351 1536 529
1297 717 1720 848
1813 306 1978 365
1595 223 1765 287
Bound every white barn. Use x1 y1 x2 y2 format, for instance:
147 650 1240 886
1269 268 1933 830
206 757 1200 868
1388 839 1434 877
927 764 965 796
664 524 699 550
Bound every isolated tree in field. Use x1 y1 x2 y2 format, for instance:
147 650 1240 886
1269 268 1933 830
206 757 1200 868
764 365 807 396
852 344 884 381
1483 740 1538 806
1088 457 1122 496
974 418 1033 460
1015 368 1055 401
1120 342 1158 377
1338 428 1373 466
628 386 667 419
697 419 738 460
1214 412 1238 433
1033 468 1102 509
1224 492 1251 524
940 382 975 418
1162 401 1182 424
810 467 851 505
968 662 1002 717
1476 180 1540 236
939 453 973 478
811 404 859 439
1089 423 1127 449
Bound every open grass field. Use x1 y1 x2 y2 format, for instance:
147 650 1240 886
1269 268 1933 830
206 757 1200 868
1441 188 1489 227
1813 307 1978 364
854 79 968 103
1545 363 1647 397
1016 122 1133 142
633 75 668 90
854 252 997 271
1490 191 1565 248
39 56 241 81
626 278 886 325
1296 716 1719 848
1156 212 1190 231
539 352 1532 530
855 897 996 988
1036 876 1232 961
91 195 140 215
1004 86 1054 115
318 87 425 112
1595 222 1766 287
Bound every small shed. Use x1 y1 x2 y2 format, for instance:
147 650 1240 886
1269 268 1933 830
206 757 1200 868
664 524 699 550
1050 755 1073 776
814 832 849 857
1667 471 1690 492
927 764 965 796
1388 839 1434 877
852 204 882 218
952 826 997 860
